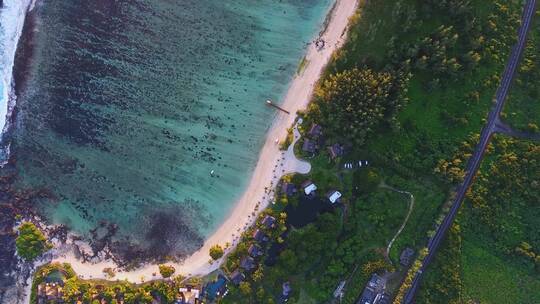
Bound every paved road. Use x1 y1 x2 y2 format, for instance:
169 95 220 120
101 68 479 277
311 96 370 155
493 118 540 141
403 0 537 302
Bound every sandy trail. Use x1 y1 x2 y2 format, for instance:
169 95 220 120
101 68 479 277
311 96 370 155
50 0 359 282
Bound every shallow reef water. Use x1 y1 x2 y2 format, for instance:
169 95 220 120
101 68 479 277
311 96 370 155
7 0 332 260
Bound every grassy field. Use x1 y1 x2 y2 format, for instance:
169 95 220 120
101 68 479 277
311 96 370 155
503 6 540 132
462 238 540 304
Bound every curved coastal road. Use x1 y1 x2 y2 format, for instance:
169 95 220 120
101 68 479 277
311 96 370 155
403 0 537 302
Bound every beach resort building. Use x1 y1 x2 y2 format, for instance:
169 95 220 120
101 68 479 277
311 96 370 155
327 190 342 204
177 285 201 304
280 182 297 197
37 281 65 304
248 244 263 257
302 139 317 154
203 274 229 301
252 229 268 243
328 143 344 159
308 123 323 138
262 215 276 228
399 247 415 267
302 180 317 196
230 270 245 285
240 256 256 271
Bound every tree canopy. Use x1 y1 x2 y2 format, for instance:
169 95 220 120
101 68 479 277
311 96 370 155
310 67 408 144
209 244 224 260
15 222 51 261
158 264 175 278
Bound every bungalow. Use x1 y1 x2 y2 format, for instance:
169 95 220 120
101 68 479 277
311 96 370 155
328 143 344 159
301 180 317 196
229 270 245 285
252 229 268 243
262 215 276 228
37 281 64 304
308 124 323 138
327 190 342 204
178 285 201 304
399 248 415 267
248 244 263 257
302 139 317 154
203 274 228 301
280 182 297 197
240 256 256 271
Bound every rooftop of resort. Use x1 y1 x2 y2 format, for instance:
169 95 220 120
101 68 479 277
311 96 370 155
308 123 323 138
240 256 256 271
301 180 317 195
203 274 229 301
302 139 317 153
281 182 298 197
252 229 268 243
230 270 245 285
248 244 263 257
37 281 65 304
399 247 415 266
328 143 344 159
327 190 342 204
262 215 276 228
177 285 201 304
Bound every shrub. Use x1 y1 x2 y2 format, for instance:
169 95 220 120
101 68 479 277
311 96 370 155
158 264 175 278
209 244 224 260
15 222 51 261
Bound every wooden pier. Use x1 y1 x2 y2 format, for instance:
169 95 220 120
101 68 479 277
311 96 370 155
266 100 290 114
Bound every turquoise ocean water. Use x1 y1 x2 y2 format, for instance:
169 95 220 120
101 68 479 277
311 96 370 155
9 0 332 259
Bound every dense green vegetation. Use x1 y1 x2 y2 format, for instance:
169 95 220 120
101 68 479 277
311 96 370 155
418 136 540 303
503 7 540 132
224 0 529 302
310 67 409 145
158 264 175 278
32 263 202 304
209 245 225 261
15 222 51 261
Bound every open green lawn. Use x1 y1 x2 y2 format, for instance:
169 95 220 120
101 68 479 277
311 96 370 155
462 238 540 304
503 6 540 132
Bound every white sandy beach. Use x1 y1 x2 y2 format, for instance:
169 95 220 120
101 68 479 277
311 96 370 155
49 0 359 282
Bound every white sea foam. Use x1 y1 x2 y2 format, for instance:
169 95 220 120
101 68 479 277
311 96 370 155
0 0 33 143
0 0 31 167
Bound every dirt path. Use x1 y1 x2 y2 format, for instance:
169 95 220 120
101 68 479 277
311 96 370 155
380 184 415 262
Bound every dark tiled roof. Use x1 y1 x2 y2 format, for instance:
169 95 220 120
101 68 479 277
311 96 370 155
400 247 415 266
262 215 276 228
301 180 313 189
252 229 268 242
230 270 245 285
204 275 228 300
248 244 262 257
328 143 344 158
308 124 323 137
281 183 297 196
240 256 256 270
302 139 317 153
